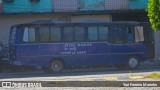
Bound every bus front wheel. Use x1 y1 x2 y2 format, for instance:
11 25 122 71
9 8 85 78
127 56 140 69
49 59 64 73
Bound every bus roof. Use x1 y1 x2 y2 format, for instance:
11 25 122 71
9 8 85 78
12 20 140 27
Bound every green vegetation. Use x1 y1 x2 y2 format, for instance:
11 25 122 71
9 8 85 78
147 0 160 31
145 72 160 79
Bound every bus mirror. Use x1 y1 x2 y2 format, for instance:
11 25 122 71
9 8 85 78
135 26 144 42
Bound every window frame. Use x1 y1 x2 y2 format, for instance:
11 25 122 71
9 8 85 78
38 26 50 43
62 26 75 42
50 26 62 42
98 26 109 42
126 26 135 43
74 26 86 42
87 26 99 42
22 27 38 43
111 25 128 44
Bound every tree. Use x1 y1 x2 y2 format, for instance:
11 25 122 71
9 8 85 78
147 0 160 31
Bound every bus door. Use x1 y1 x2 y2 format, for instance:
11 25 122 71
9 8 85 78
9 27 17 64
18 27 40 66
111 26 127 65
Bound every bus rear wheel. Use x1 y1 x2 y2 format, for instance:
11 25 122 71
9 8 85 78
49 59 64 73
127 56 139 69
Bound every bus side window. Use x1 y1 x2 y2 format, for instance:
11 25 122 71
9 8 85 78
39 27 50 42
127 28 134 43
29 28 36 42
63 27 74 41
50 27 61 42
88 27 98 41
23 27 29 42
23 27 36 43
135 26 144 42
75 27 85 41
113 26 125 43
99 26 109 41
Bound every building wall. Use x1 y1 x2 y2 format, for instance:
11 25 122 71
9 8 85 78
3 0 52 13
129 0 148 9
0 14 111 44
78 0 105 11
0 14 56 44
2 0 149 14
154 31 160 60
105 0 128 10
53 0 78 12
71 15 111 22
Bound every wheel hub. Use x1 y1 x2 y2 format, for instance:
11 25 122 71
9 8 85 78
129 58 138 68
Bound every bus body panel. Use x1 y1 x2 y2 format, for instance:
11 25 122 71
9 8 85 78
8 20 146 68
15 42 112 66
111 43 145 65
111 44 127 64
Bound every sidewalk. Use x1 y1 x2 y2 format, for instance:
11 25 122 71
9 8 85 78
140 59 160 69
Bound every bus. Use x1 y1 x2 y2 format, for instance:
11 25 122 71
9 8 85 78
9 20 146 73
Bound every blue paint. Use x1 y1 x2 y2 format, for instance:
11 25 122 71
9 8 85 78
3 0 52 13
129 0 148 9
9 20 146 68
79 0 104 11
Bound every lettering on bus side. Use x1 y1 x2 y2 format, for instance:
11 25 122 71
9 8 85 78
60 43 92 55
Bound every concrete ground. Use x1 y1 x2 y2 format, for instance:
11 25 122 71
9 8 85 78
0 60 160 90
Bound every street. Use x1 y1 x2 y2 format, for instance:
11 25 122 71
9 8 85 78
0 65 160 81
0 62 160 90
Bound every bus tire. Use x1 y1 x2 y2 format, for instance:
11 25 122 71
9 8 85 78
49 59 64 73
127 56 140 70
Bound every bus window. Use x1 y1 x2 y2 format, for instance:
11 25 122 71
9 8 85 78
127 28 134 43
29 28 36 42
75 27 85 41
23 27 29 42
50 27 61 42
88 27 98 41
99 26 108 41
135 26 144 42
23 27 36 43
39 27 50 42
63 27 74 41
113 26 126 43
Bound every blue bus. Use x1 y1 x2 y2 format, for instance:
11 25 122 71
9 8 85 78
9 20 146 73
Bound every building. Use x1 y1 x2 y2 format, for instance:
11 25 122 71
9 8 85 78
0 0 159 60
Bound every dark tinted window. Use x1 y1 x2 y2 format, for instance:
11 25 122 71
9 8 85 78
75 27 85 41
50 27 61 42
113 26 127 43
127 28 134 43
29 28 36 42
63 27 74 41
99 26 109 41
88 27 98 41
39 27 50 42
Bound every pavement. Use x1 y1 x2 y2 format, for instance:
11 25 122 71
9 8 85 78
0 60 160 90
